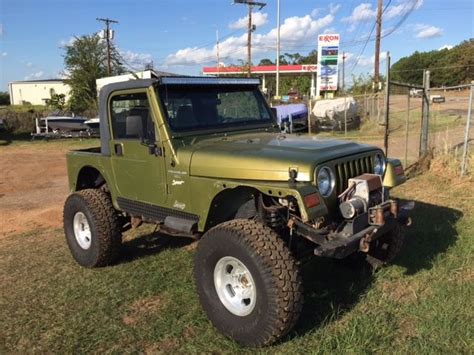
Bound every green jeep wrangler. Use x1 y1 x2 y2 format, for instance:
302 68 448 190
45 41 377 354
64 76 412 347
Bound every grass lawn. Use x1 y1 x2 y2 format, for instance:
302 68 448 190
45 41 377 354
1 164 473 353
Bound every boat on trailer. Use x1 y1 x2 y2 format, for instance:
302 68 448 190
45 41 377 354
84 117 100 131
41 116 88 131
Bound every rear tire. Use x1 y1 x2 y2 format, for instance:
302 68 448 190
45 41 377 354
194 219 303 347
63 189 121 268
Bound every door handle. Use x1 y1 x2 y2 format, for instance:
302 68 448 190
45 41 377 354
114 143 123 156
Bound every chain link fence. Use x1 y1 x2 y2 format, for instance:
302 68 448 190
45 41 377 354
302 80 472 176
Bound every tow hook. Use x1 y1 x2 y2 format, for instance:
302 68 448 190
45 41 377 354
398 201 415 226
359 229 377 253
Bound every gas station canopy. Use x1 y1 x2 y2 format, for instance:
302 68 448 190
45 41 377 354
202 64 318 97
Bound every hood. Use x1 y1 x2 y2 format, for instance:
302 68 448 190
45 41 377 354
185 132 378 182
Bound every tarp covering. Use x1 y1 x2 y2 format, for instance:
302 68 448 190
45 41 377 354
312 97 358 121
273 104 308 124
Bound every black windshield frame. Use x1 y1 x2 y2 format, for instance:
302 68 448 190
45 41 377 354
157 84 275 134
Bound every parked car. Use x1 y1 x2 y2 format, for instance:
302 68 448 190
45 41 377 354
410 88 423 97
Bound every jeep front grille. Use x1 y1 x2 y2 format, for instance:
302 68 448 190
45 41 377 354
335 156 373 195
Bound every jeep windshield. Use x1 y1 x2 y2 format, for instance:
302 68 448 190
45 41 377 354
158 84 274 133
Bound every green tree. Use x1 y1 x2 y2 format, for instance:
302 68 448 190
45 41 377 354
300 50 317 64
258 58 274 65
0 91 10 105
391 40 474 86
63 34 123 113
46 93 66 110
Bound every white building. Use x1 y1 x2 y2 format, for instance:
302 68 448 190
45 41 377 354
8 79 71 105
95 70 176 94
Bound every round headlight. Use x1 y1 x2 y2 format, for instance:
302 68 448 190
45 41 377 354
317 167 335 197
374 153 386 175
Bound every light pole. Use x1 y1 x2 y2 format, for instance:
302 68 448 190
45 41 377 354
276 0 281 98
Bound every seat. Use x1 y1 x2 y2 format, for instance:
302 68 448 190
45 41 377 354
125 115 144 138
175 105 197 128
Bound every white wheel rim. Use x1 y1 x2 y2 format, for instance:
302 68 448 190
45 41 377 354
73 212 92 250
213 256 257 316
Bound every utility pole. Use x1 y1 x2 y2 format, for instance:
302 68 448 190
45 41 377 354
96 17 118 76
234 0 266 77
374 0 383 89
276 0 281 97
247 5 252 77
383 51 391 156
216 29 220 76
342 51 346 93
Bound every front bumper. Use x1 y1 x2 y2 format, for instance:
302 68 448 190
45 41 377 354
292 199 413 259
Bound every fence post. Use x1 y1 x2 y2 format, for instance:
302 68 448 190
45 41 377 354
420 70 430 155
307 99 312 134
344 95 347 137
461 82 473 177
377 93 381 123
364 92 368 120
405 90 410 167
383 52 390 156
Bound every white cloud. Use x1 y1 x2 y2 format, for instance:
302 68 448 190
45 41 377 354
120 50 153 69
438 44 453 50
311 8 321 18
414 24 443 39
323 27 336 34
1 52 7 57
59 37 76 47
312 3 339 18
24 71 45 80
0 24 3 36
328 3 341 15
343 3 376 23
355 51 388 67
26 62 33 67
229 12 268 30
385 0 423 19
343 0 423 32
166 13 334 66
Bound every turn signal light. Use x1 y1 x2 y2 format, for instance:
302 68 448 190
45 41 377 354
394 165 405 176
304 193 320 208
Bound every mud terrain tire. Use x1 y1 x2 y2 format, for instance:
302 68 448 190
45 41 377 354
63 189 121 268
194 219 303 347
368 224 405 264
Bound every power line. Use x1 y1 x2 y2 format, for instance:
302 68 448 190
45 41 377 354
349 0 392 76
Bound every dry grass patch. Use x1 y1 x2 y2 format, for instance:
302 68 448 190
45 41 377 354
122 295 167 326
144 337 180 354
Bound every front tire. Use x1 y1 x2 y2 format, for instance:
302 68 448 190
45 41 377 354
194 219 303 347
63 189 121 268
368 224 405 264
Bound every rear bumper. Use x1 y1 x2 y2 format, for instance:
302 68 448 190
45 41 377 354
293 199 413 259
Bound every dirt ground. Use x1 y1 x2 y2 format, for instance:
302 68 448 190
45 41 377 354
0 143 72 238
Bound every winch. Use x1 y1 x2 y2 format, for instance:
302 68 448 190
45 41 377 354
339 174 383 220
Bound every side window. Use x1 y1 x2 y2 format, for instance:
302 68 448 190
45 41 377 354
110 92 156 141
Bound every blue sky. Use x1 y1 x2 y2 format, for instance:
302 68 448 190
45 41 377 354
0 0 473 90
